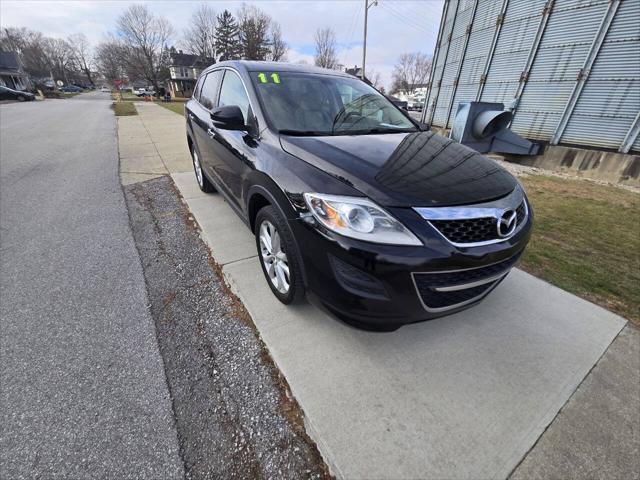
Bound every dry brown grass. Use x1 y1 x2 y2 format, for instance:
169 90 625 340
520 175 639 326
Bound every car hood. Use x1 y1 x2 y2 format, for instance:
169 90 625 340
280 131 518 207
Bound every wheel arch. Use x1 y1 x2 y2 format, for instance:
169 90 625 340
246 181 308 288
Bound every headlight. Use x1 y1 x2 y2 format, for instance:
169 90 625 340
303 193 422 246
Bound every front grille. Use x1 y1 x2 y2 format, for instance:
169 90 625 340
516 201 527 225
430 200 527 245
430 216 496 244
413 253 520 311
416 253 521 288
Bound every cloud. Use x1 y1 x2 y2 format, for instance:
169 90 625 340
0 0 444 90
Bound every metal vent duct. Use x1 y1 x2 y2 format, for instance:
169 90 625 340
451 102 541 155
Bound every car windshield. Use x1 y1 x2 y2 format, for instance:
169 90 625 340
250 71 417 136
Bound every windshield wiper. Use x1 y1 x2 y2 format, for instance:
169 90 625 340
336 127 417 135
279 129 331 136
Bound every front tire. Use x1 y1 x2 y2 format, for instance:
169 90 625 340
190 145 215 193
17 95 25 102
255 205 305 304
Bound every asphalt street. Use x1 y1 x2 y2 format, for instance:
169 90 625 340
0 93 183 478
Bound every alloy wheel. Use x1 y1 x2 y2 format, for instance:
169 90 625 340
259 220 290 294
193 150 203 187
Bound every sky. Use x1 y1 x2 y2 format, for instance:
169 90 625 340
0 0 444 89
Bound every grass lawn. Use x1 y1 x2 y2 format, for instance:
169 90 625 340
158 101 186 116
112 101 137 116
112 92 139 102
519 175 639 326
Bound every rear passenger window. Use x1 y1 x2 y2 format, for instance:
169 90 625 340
218 71 251 123
199 70 223 110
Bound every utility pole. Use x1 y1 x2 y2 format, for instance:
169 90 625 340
362 0 378 81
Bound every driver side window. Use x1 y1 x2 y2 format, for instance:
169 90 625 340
219 71 251 123
199 70 223 110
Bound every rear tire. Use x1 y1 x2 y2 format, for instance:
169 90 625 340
255 205 305 304
190 144 215 193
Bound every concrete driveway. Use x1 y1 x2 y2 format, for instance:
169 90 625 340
124 103 632 479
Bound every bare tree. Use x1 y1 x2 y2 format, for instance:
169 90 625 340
67 33 95 86
314 28 338 69
237 4 271 60
268 22 287 62
182 3 216 59
117 4 173 92
95 35 126 84
391 52 432 94
367 69 382 89
43 37 74 84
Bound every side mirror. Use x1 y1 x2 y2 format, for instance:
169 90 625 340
211 105 246 131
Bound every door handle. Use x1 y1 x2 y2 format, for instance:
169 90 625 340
207 128 215 137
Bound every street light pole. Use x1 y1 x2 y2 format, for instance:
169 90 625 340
362 0 377 81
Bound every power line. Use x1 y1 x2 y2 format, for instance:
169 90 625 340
345 1 363 49
378 3 434 35
388 0 444 29
378 1 440 36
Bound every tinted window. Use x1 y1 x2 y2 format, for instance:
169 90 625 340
200 70 223 109
193 75 204 100
218 71 251 123
250 72 416 135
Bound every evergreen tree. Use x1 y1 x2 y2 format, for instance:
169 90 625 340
238 5 271 61
214 10 241 61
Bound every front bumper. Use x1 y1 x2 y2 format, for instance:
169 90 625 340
289 204 532 330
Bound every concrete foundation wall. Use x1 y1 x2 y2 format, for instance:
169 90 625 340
503 146 640 187
429 125 640 186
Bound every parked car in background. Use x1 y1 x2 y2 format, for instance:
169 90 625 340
386 94 408 110
135 87 155 97
0 85 35 102
100 86 110 93
185 61 533 331
60 85 83 93
407 96 425 111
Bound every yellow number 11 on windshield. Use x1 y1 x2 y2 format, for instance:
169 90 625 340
258 73 280 84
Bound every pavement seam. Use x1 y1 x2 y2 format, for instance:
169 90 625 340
219 254 259 267
506 322 629 479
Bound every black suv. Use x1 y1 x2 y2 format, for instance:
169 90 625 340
185 61 532 330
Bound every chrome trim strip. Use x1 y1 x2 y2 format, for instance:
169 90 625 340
411 273 503 313
413 186 528 247
414 185 523 220
434 271 510 292
411 270 509 313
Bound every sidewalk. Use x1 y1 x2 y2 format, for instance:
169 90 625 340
117 103 638 479
118 102 191 185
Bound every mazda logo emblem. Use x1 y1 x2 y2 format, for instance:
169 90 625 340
497 209 517 237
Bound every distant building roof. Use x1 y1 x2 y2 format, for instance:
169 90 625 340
0 51 23 71
344 66 372 85
169 52 215 69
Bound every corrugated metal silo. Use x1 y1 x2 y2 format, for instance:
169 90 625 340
423 0 640 153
